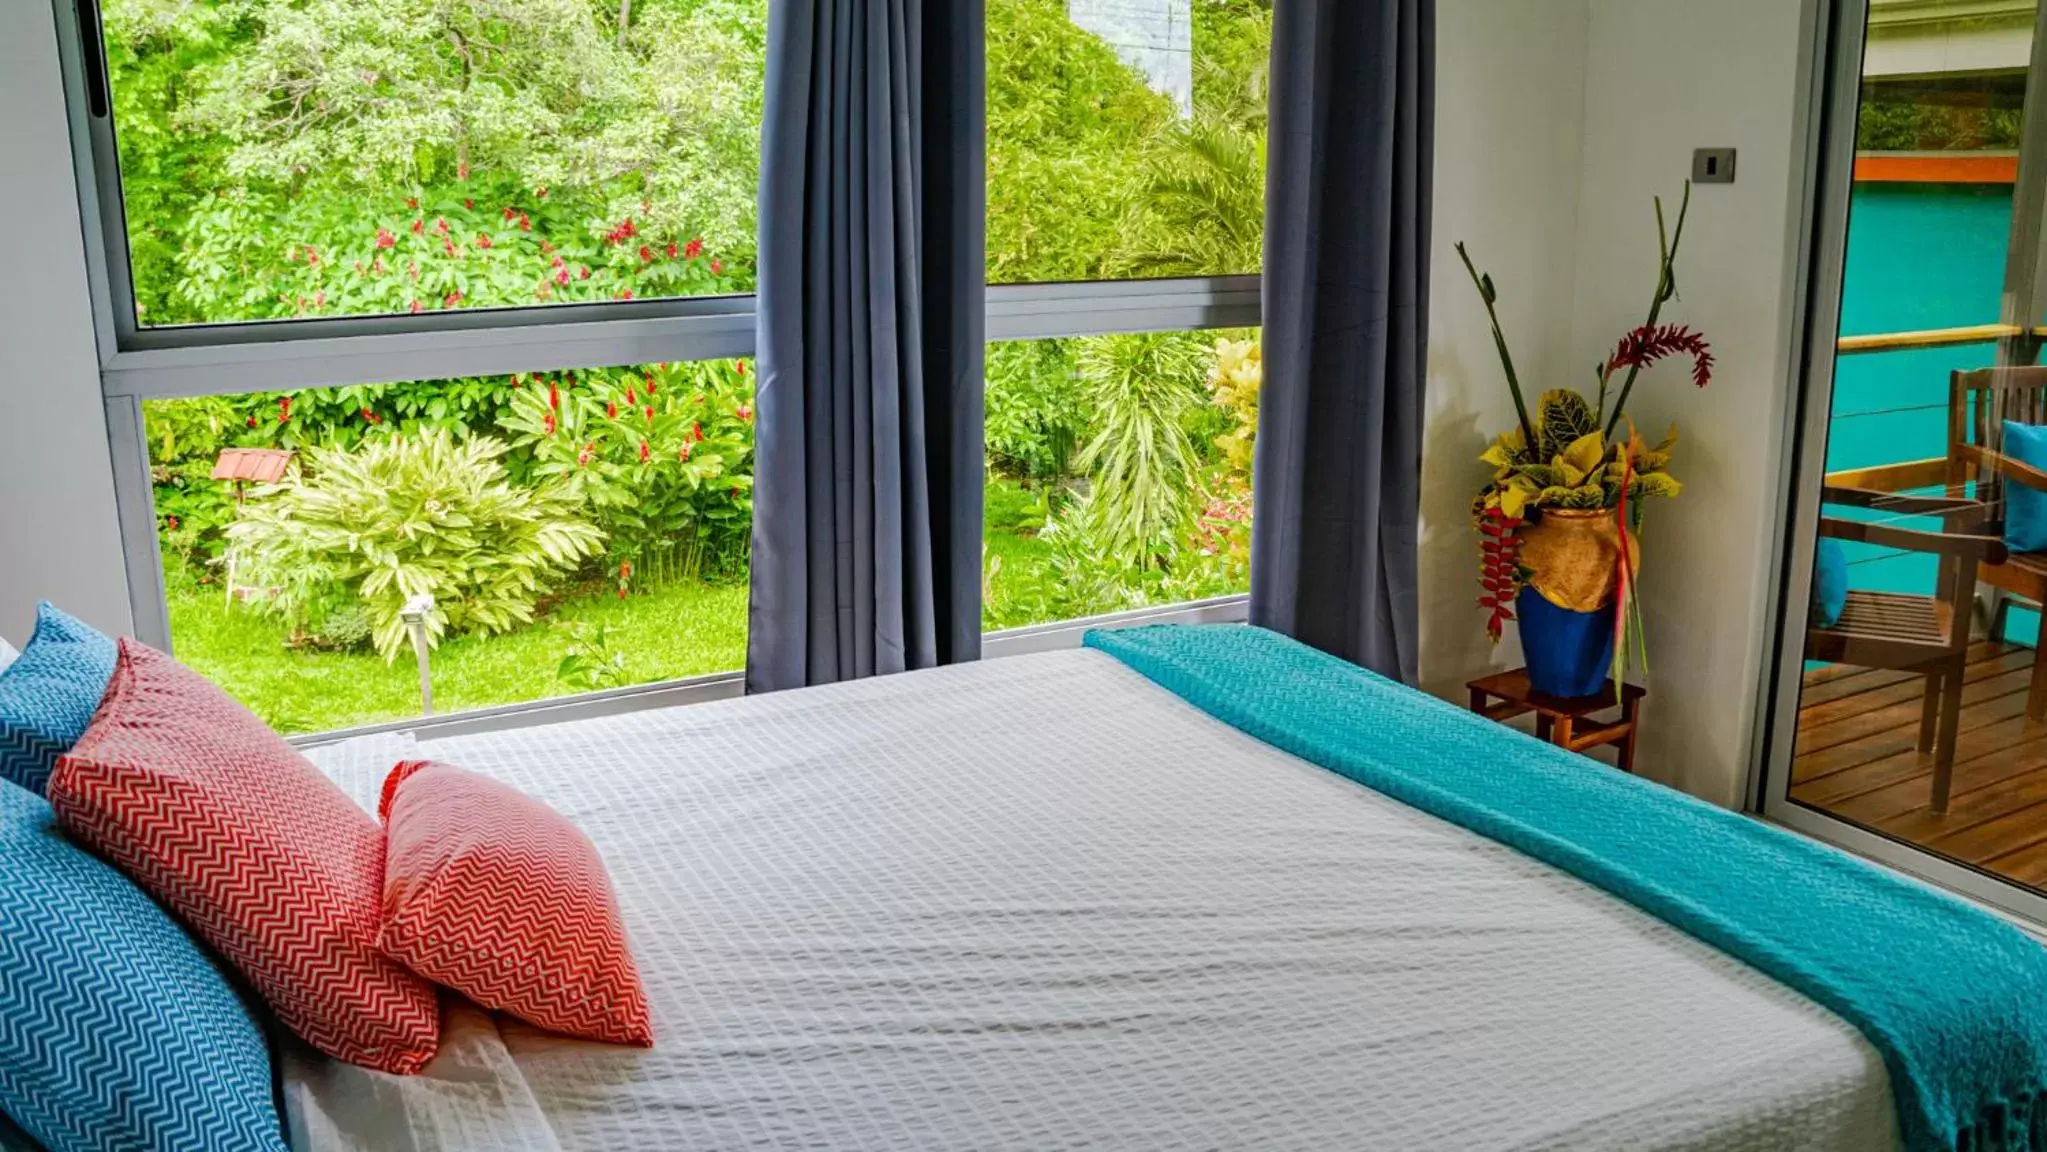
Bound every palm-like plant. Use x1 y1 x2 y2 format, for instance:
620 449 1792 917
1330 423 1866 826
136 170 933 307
1118 116 1266 277
1072 331 1209 570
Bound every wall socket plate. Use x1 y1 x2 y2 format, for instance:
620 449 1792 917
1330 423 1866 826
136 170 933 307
1692 147 1737 184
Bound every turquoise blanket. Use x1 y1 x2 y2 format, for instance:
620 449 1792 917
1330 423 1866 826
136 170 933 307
1085 624 2047 1152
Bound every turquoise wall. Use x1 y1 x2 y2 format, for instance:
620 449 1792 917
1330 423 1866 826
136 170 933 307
1825 182 2031 641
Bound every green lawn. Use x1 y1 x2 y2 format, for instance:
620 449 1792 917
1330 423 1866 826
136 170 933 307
167 566 750 735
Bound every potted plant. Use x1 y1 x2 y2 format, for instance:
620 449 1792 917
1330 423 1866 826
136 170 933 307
1458 183 1713 698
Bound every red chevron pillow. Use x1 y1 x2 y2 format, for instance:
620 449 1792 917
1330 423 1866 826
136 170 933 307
378 760 653 1047
48 640 440 1074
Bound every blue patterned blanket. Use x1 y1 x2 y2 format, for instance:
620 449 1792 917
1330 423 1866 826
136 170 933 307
1085 623 2047 1152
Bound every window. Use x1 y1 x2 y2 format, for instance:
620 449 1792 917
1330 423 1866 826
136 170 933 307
145 360 753 734
99 0 765 328
984 328 1257 631
986 0 1269 284
65 0 1266 738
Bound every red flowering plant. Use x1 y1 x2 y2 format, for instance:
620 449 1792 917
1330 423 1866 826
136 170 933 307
499 358 756 586
1457 182 1710 663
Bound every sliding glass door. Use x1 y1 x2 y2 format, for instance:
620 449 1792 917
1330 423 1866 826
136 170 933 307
1761 0 2047 919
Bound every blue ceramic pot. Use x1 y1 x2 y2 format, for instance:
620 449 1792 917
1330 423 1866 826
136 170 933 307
1516 586 1615 699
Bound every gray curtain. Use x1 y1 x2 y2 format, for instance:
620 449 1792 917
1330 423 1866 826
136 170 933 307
747 0 985 692
1250 0 1433 683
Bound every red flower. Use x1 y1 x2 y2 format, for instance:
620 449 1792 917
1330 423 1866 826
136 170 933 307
443 291 462 307
548 383 560 411
407 260 419 280
542 412 557 436
246 416 258 428
735 404 752 422
684 237 703 259
277 396 293 423
578 266 591 280
541 240 555 254
361 407 375 420
638 440 650 462
736 359 747 377
476 233 493 249
616 289 634 300
617 586 627 600
554 266 570 286
551 255 566 269
375 228 396 249
406 196 419 209
518 213 531 232
639 245 653 264
503 206 516 222
463 198 474 210
512 374 524 387
620 560 632 578
411 217 424 234
165 515 180 531
536 186 548 199
644 376 657 396
457 161 470 181
678 442 692 461
372 255 386 275
710 260 722 275
443 239 458 258
692 421 703 441
577 443 594 468
1606 323 1714 388
305 246 320 266
626 387 637 406
408 299 422 313
643 405 653 423
435 218 449 235
607 402 618 419
313 290 326 308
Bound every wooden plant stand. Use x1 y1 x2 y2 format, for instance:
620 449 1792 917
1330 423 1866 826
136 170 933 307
1465 668 1645 773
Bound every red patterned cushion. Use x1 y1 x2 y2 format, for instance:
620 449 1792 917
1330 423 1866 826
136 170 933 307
48 640 440 1074
379 760 653 1047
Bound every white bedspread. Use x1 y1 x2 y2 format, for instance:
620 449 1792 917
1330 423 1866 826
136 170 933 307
293 649 1896 1151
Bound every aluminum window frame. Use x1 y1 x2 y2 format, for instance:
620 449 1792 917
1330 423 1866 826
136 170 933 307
53 0 1263 733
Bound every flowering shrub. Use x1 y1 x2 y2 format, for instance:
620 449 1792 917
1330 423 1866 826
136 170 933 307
497 359 756 585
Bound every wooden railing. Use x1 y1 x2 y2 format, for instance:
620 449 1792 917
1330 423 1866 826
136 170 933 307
1836 323 2038 355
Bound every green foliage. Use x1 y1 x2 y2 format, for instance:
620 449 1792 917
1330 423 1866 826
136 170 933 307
1857 92 2021 152
556 623 633 691
227 428 603 659
985 338 1089 481
497 359 756 581
1070 331 1210 570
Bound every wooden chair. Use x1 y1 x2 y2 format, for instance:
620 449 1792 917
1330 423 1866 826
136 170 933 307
1806 486 2002 815
1948 367 2047 722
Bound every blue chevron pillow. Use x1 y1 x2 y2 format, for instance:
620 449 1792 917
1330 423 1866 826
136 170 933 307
0 603 116 794
0 780 286 1152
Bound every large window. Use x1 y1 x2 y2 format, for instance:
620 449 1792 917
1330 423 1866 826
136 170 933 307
146 360 754 733
984 329 1257 630
65 0 1269 738
101 0 765 328
986 0 1268 283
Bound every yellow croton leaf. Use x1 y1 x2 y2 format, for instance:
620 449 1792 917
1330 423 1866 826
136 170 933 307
1555 430 1606 486
1497 476 1539 519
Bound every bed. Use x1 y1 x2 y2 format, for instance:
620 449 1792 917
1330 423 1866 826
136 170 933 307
286 645 1899 1151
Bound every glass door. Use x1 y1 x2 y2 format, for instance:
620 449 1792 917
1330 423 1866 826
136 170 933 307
1762 0 2047 920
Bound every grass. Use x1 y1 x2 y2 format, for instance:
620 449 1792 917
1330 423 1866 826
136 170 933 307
165 478 1128 734
167 566 749 735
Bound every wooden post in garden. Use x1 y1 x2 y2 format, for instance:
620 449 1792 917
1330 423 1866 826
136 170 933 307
400 594 436 717
210 448 293 610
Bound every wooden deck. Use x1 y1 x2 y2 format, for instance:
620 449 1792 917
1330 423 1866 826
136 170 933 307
1792 641 2047 886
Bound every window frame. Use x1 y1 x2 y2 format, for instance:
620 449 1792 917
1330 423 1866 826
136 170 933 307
55 0 1261 728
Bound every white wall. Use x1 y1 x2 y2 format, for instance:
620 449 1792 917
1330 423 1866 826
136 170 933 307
1565 0 1810 806
1421 0 1813 809
1420 0 1591 696
0 0 133 644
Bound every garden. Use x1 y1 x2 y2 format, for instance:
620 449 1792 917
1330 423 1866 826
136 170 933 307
112 0 1271 733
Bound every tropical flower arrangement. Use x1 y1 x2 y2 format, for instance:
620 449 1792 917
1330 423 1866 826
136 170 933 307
1458 183 1713 689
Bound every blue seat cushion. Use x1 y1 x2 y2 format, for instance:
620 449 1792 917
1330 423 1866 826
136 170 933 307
1813 537 1849 628
0 779 285 1152
2003 420 2047 554
0 604 116 794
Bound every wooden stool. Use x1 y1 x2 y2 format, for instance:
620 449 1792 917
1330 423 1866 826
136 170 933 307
1465 668 1645 772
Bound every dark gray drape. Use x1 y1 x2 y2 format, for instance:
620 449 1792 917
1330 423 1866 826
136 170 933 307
1250 0 1433 683
747 0 985 692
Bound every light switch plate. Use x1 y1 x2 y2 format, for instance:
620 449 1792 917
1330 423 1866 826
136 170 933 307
1692 148 1737 184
